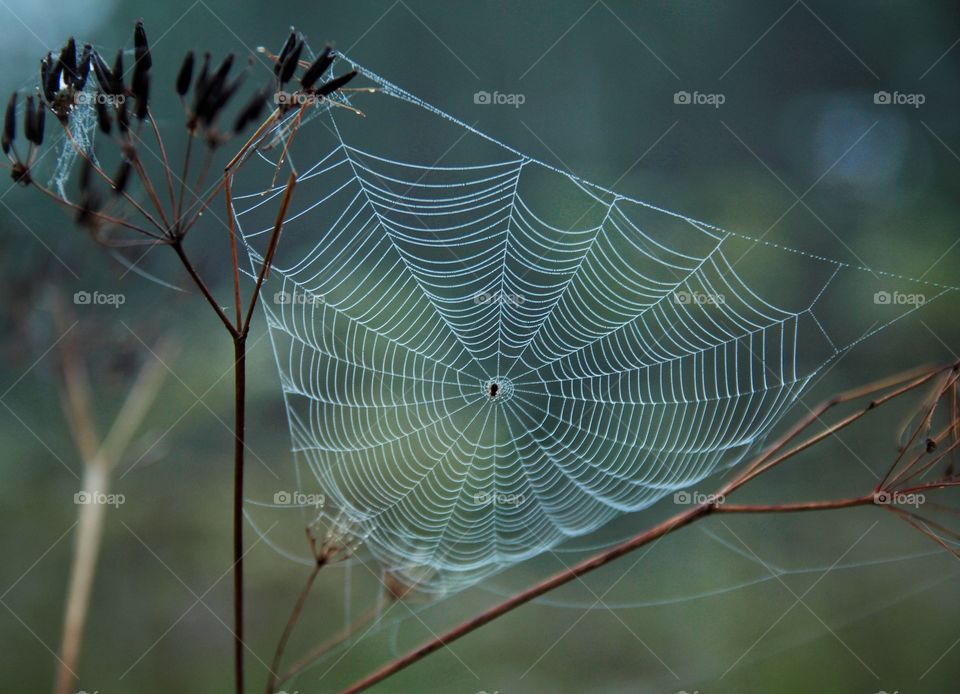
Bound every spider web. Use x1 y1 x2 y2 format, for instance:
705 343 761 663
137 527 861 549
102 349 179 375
232 53 956 595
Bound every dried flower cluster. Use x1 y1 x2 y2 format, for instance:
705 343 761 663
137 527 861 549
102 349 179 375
4 21 358 247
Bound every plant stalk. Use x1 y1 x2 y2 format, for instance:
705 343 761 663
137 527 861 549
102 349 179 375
54 463 108 694
234 335 247 694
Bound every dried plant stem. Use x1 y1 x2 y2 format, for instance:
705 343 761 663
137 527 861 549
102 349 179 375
55 463 108 694
233 335 247 694
16 28 358 693
265 559 324 694
337 493 888 694
228 170 297 694
53 323 170 694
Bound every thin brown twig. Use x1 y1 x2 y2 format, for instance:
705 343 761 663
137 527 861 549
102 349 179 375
146 114 178 215
885 369 960 488
265 557 326 694
242 172 297 334
170 240 239 338
225 174 243 329
727 364 949 493
32 182 162 238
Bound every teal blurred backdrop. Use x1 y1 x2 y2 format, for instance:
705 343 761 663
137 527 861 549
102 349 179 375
1 1 959 692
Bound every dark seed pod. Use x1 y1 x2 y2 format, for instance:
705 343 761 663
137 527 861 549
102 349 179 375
134 21 152 71
316 70 357 97
232 87 268 133
75 45 92 91
134 72 150 120
40 55 54 103
300 47 334 90
193 52 211 103
32 100 45 146
2 92 15 155
110 49 125 95
210 53 235 87
113 158 131 195
278 41 303 85
274 31 297 77
194 54 235 124
217 71 246 110
133 58 149 101
95 95 111 134
176 50 194 96
58 38 77 84
91 51 114 95
116 96 129 134
24 95 37 145
46 58 63 101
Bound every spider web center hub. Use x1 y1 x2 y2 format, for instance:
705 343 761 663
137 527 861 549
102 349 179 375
484 376 515 402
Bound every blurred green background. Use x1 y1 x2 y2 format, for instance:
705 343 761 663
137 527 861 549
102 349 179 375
1 1 959 692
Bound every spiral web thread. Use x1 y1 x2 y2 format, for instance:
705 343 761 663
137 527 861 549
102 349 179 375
232 54 956 595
